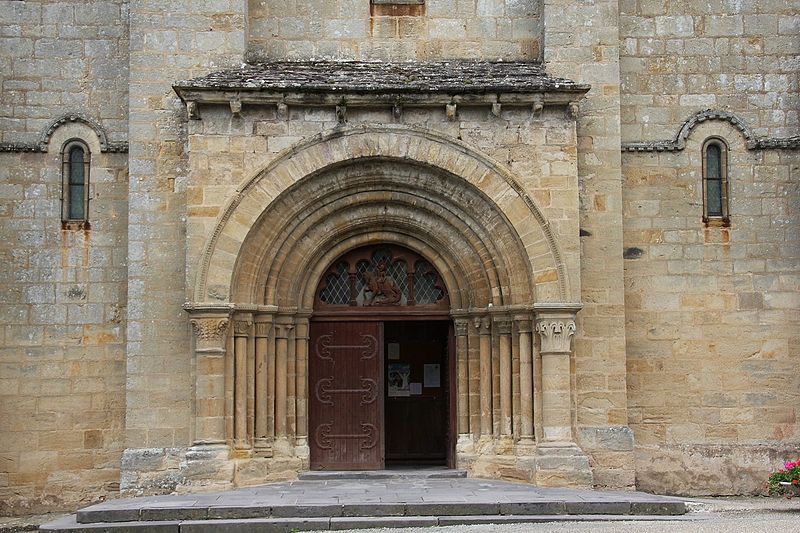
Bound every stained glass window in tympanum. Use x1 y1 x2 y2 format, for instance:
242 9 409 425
319 261 350 304
414 260 443 304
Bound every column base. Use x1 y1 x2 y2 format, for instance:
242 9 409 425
178 443 235 492
253 438 274 458
534 442 593 488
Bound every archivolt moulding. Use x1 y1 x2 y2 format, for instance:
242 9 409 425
622 109 800 152
193 124 572 306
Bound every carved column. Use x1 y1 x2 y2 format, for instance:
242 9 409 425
273 320 294 447
495 316 513 437
287 323 297 441
535 312 577 443
186 306 232 448
232 315 253 455
253 313 274 457
532 304 591 487
454 318 470 436
295 316 310 454
515 315 535 443
475 316 492 438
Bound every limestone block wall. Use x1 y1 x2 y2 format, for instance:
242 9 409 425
120 0 247 494
0 0 129 144
619 0 798 140
247 0 542 61
543 0 635 489
0 128 128 514
623 120 800 495
0 0 130 515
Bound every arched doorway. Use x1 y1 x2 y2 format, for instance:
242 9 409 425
309 244 454 470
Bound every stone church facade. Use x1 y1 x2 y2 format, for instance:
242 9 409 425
0 0 797 514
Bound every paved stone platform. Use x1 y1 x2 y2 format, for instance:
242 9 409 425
40 473 687 532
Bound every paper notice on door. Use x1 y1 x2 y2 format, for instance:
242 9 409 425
423 364 440 388
388 342 400 360
410 382 422 395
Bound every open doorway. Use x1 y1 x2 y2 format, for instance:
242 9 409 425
384 321 451 467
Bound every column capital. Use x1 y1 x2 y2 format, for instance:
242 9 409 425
535 318 576 354
454 317 470 336
233 315 253 337
473 315 491 335
189 317 229 352
274 323 294 339
254 314 274 338
534 303 581 354
514 314 533 333
493 315 512 335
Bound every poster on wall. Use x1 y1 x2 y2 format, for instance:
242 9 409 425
388 363 410 397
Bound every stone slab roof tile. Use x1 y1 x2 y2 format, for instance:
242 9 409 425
175 60 589 94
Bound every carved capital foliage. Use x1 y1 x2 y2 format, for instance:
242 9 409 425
535 319 576 354
233 319 253 336
454 318 469 337
190 318 229 351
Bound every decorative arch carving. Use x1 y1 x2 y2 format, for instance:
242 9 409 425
622 109 800 152
192 124 573 308
40 113 128 153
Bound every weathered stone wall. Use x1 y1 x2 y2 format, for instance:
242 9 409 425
619 0 798 140
623 121 800 495
0 0 130 515
619 0 800 494
0 0 129 144
543 0 636 489
247 0 542 61
0 129 128 514
120 0 246 495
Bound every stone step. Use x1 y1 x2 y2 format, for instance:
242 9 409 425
42 513 698 533
298 469 467 481
74 499 685 524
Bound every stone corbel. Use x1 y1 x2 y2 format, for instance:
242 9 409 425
532 95 543 117
277 102 288 120
336 104 347 123
392 103 403 120
491 102 502 117
446 103 457 121
186 100 201 120
229 97 242 117
568 101 580 119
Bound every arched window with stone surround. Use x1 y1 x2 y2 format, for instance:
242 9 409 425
61 139 90 225
702 137 729 224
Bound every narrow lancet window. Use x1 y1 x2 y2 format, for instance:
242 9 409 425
61 140 90 224
702 138 729 224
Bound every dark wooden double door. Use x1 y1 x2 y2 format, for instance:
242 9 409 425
309 321 451 470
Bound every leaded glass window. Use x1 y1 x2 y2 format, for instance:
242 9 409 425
315 244 448 310
61 139 90 224
702 138 729 224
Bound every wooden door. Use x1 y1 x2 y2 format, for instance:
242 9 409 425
309 321 384 470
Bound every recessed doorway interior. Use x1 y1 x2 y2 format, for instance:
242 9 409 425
384 320 450 468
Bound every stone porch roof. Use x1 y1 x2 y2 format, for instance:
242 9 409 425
173 61 590 109
175 60 589 94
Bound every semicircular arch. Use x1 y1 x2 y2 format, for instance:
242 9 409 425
195 125 572 307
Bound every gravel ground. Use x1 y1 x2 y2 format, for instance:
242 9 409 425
1 497 797 533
